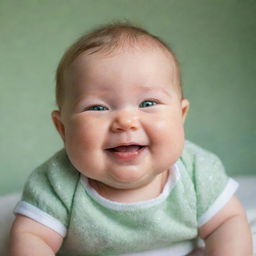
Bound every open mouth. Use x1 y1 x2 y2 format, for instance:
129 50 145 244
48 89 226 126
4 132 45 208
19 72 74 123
107 145 145 152
106 144 146 161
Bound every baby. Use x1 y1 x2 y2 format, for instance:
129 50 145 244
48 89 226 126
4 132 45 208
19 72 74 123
9 22 252 256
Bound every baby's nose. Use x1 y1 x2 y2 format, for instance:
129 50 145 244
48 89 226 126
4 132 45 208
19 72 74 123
110 110 139 132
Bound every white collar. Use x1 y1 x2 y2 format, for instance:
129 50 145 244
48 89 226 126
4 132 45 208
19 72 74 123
80 163 181 211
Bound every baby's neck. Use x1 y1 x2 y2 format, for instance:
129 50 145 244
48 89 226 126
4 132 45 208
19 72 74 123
89 170 169 203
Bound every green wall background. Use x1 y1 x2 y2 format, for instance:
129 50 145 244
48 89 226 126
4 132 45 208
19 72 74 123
1 0 255 196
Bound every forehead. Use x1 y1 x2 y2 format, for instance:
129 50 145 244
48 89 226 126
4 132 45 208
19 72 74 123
72 43 177 78
64 42 181 101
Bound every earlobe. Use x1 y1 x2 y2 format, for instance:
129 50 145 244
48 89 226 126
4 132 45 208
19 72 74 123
51 111 65 141
181 98 190 123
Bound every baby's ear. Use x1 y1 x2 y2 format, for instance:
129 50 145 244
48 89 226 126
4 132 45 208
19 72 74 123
181 98 190 123
51 111 65 141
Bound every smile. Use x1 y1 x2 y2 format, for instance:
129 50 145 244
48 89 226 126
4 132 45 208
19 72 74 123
105 144 147 161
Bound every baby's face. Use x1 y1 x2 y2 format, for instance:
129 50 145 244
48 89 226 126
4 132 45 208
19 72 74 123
53 46 189 189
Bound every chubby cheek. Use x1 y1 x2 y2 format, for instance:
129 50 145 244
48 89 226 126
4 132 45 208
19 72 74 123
146 112 185 167
63 115 106 174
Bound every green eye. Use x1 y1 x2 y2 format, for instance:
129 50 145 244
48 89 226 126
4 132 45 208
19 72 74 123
139 100 158 108
88 105 108 111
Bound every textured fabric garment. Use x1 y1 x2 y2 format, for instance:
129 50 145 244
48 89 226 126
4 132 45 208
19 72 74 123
14 141 238 256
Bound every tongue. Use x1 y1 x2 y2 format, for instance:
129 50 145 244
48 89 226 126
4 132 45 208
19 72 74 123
112 145 141 152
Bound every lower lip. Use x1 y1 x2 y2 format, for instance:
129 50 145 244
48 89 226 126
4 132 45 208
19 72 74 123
106 147 146 161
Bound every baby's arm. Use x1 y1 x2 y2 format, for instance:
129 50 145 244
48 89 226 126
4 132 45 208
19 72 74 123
9 215 63 256
199 196 252 256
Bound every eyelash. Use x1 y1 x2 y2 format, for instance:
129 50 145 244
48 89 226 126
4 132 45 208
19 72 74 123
87 105 109 111
139 100 159 108
85 99 159 111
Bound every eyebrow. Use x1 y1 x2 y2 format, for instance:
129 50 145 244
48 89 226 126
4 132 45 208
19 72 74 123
137 85 172 97
76 83 172 95
72 84 173 107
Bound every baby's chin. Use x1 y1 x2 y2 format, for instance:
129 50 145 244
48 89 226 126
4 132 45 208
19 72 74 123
114 169 166 188
90 176 152 191
89 170 169 203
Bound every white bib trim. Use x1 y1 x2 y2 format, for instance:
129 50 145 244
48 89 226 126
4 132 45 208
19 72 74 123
80 164 180 211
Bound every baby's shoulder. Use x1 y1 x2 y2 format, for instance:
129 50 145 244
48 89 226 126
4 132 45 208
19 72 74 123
25 149 80 209
32 149 79 182
180 140 224 176
182 140 219 159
